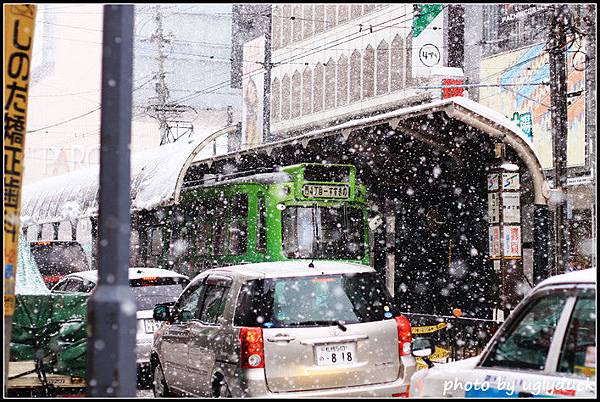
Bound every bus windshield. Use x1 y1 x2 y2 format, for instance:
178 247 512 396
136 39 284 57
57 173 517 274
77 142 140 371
281 205 365 260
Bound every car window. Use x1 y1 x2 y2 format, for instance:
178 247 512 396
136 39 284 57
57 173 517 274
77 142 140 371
198 284 229 324
558 290 596 378
234 272 399 328
129 276 190 311
175 281 205 322
52 278 69 292
481 292 569 371
63 278 84 292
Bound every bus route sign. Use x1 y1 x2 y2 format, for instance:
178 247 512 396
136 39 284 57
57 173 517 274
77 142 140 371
302 184 350 199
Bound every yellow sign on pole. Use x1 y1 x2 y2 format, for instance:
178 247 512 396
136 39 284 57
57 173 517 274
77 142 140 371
4 4 36 316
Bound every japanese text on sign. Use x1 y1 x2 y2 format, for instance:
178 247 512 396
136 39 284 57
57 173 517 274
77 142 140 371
4 4 36 316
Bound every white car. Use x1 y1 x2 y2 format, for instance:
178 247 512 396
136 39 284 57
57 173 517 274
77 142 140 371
409 268 596 398
51 267 190 381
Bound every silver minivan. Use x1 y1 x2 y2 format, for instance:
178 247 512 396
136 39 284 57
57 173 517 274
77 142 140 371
150 260 416 397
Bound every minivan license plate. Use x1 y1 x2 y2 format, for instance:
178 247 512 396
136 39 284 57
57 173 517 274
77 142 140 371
144 319 161 334
315 343 356 366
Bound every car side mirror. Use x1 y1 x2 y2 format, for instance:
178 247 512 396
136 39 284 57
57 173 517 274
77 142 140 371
153 304 171 322
412 337 435 358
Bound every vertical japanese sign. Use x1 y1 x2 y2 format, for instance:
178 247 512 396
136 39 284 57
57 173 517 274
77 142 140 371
412 4 444 77
4 4 36 316
241 36 265 148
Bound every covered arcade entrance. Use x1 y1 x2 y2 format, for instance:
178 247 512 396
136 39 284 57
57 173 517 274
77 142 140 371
181 97 549 320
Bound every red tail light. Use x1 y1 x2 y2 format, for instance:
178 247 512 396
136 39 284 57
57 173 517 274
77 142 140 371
395 315 412 356
240 327 265 369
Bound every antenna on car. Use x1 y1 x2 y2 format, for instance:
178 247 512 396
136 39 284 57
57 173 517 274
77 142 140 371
308 259 315 268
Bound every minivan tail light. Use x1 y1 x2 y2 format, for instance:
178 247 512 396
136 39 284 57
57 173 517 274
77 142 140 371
395 315 412 356
240 327 265 369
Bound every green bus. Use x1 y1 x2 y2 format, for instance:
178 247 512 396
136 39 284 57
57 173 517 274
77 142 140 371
22 162 370 280
162 163 370 278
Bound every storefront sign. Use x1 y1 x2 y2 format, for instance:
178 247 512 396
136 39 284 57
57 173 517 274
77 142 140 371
489 226 501 257
4 4 36 316
503 225 522 257
242 35 266 148
412 4 444 78
501 192 521 223
488 192 499 223
502 172 520 190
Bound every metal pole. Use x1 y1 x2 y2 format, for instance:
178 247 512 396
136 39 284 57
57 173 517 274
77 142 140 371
86 5 136 397
548 5 570 275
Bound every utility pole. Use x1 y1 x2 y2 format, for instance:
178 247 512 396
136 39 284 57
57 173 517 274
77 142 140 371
149 5 170 145
87 5 136 396
548 5 570 275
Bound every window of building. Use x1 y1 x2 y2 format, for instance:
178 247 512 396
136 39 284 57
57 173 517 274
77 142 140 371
271 77 280 123
391 34 406 91
314 5 325 34
376 40 390 96
337 54 349 107
302 67 313 115
291 71 301 118
281 4 292 47
41 224 54 240
303 4 313 39
364 4 377 14
362 45 375 99
272 5 281 50
324 58 336 110
281 74 291 120
292 5 302 43
338 5 349 24
313 63 324 113
349 50 362 103
325 5 337 29
58 221 72 241
350 5 363 20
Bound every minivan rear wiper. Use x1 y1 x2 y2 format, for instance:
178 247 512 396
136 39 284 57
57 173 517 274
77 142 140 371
285 320 348 332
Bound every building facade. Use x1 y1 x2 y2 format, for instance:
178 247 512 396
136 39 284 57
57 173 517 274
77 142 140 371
474 4 596 273
24 4 240 184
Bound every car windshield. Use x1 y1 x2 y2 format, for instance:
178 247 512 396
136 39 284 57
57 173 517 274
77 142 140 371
234 272 398 328
281 205 365 260
129 277 189 311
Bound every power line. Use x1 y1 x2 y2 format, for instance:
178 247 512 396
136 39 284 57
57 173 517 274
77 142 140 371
27 75 155 134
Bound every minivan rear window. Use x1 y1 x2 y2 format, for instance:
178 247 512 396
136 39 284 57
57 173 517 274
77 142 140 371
130 277 189 311
234 272 398 328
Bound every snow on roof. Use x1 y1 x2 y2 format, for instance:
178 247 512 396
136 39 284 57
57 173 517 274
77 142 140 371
73 267 188 283
534 268 597 290
21 137 204 225
208 260 374 279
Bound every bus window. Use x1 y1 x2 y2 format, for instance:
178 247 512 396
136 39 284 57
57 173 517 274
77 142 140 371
257 194 267 253
212 195 228 256
281 205 365 260
130 228 140 266
196 222 212 256
150 227 163 257
229 194 248 256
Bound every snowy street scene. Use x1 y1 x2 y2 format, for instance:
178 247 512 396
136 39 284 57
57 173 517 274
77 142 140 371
3 3 597 398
